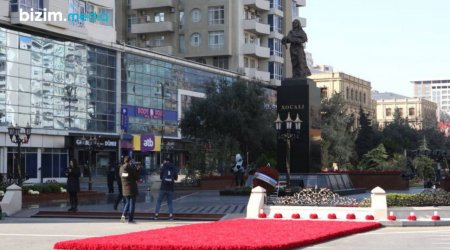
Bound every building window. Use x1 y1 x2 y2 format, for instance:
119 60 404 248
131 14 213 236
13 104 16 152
346 87 349 99
191 8 201 22
269 38 282 57
208 31 224 50
155 12 165 23
178 35 185 53
269 62 283 80
270 0 283 11
213 56 228 69
320 88 328 99
409 108 415 116
11 0 44 12
386 108 392 116
351 89 354 100
208 6 225 25
292 0 298 17
363 93 366 103
398 108 404 116
268 15 283 33
190 33 201 47
179 11 185 30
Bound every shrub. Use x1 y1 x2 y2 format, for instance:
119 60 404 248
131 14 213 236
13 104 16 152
359 189 450 207
22 183 67 194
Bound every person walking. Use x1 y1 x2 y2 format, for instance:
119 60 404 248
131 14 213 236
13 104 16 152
154 157 178 220
119 156 141 224
65 159 81 212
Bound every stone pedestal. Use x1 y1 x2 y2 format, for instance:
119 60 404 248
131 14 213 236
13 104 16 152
276 78 321 173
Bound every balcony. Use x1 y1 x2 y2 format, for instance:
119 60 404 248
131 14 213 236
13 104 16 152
242 44 270 58
294 0 306 7
242 0 270 11
130 0 175 10
242 19 270 35
131 22 174 34
245 68 270 82
149 45 174 55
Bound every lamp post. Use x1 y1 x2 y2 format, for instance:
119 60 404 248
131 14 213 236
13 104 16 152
7 123 32 186
274 112 302 188
81 136 101 191
159 82 165 165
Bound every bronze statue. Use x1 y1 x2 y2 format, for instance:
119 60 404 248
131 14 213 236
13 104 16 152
282 19 311 79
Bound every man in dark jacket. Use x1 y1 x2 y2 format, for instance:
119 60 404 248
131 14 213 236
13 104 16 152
119 156 141 223
65 159 81 212
154 157 178 220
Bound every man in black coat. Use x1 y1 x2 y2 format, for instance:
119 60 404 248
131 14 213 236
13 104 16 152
154 158 178 220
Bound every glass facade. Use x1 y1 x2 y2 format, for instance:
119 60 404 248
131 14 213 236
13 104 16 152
0 27 117 133
121 53 235 137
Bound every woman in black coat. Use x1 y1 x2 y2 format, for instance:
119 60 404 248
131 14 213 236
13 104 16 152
65 159 81 212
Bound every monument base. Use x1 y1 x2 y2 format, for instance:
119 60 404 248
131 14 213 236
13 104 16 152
277 78 321 174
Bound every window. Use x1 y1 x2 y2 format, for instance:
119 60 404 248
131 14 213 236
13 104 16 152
386 108 392 116
269 62 283 80
208 31 224 50
268 15 283 33
213 56 228 69
190 33 201 47
11 0 44 12
155 12 165 23
269 38 283 57
291 0 298 17
320 88 328 99
178 35 185 53
179 11 185 30
270 0 283 11
346 87 349 99
409 108 415 116
398 108 404 116
191 8 201 22
208 6 225 25
363 93 366 103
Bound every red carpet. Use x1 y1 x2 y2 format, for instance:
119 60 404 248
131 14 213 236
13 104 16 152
54 219 381 250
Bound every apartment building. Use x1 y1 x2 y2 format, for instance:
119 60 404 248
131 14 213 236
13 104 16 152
117 0 307 85
376 98 437 130
412 79 450 119
309 72 375 128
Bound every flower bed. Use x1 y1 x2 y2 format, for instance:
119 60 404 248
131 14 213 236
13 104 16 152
22 191 104 205
200 175 242 190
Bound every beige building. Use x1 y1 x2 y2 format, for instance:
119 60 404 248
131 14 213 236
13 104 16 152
309 72 375 128
116 0 307 85
0 0 116 44
376 98 437 130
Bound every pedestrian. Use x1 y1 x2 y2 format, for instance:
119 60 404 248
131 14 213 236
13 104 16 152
154 157 178 220
120 156 141 224
107 160 116 193
65 159 81 212
113 161 125 210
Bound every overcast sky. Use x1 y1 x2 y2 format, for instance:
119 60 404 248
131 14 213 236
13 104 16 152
301 0 450 97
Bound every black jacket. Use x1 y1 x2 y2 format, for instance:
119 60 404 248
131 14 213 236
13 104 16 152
160 163 178 192
66 166 81 192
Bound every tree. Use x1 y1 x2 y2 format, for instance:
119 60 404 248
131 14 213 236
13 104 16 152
354 107 382 160
320 92 356 168
412 156 435 180
358 144 389 170
179 80 276 175
382 108 419 155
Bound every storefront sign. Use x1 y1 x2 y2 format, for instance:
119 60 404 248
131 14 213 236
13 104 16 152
141 134 155 152
74 138 118 148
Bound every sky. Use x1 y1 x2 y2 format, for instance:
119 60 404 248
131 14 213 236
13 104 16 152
301 0 450 97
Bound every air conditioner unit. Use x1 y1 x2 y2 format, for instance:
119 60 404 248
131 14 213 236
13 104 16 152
145 41 151 47
146 15 151 22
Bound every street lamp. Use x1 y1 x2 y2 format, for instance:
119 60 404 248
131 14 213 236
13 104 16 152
275 112 302 188
81 136 102 191
159 82 165 165
8 123 32 186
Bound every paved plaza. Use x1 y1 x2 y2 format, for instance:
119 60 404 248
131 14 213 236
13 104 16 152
2 181 450 250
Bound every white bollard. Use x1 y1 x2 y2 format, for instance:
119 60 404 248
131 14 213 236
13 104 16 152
371 186 387 220
0 184 23 216
246 186 266 219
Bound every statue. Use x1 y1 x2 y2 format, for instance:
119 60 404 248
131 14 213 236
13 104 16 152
282 19 311 79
